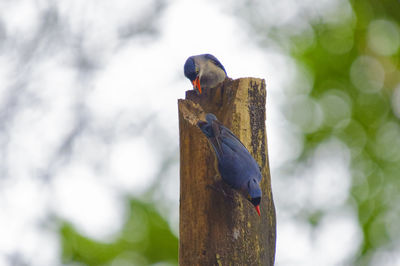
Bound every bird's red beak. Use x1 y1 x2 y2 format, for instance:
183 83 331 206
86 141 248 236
192 76 202 94
255 205 260 216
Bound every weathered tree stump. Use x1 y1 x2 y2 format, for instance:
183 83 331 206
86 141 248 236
178 78 276 265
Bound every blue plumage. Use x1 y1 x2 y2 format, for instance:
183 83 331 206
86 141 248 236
202 54 227 74
198 113 262 216
183 57 197 82
183 54 227 94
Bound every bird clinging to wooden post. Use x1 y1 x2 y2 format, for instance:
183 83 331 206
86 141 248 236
197 113 262 216
183 54 227 94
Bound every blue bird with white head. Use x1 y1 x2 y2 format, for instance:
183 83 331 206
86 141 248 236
184 54 227 94
197 113 262 216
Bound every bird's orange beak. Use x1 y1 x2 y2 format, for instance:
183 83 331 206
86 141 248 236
255 205 260 216
192 76 202 94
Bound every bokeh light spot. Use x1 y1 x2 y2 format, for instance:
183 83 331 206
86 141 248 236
374 121 400 162
284 96 323 133
391 85 400 119
368 19 400 56
350 55 385 93
319 90 352 128
338 120 367 157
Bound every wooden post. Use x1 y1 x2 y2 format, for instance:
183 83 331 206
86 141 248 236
178 78 276 265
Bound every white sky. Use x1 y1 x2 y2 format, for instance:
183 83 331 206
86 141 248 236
0 0 371 265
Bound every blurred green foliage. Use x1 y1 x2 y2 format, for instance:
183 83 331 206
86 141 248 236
60 199 178 265
286 0 400 264
58 0 400 265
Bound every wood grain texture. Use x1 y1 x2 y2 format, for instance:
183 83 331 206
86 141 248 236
178 78 276 266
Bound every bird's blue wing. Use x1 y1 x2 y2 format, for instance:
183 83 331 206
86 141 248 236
203 54 227 75
198 115 262 186
218 125 262 182
198 120 223 162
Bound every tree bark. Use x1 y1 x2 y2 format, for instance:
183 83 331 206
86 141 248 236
178 78 276 266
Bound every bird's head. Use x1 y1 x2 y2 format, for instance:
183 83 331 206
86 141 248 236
184 56 202 94
184 54 227 94
247 178 262 216
205 113 218 124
